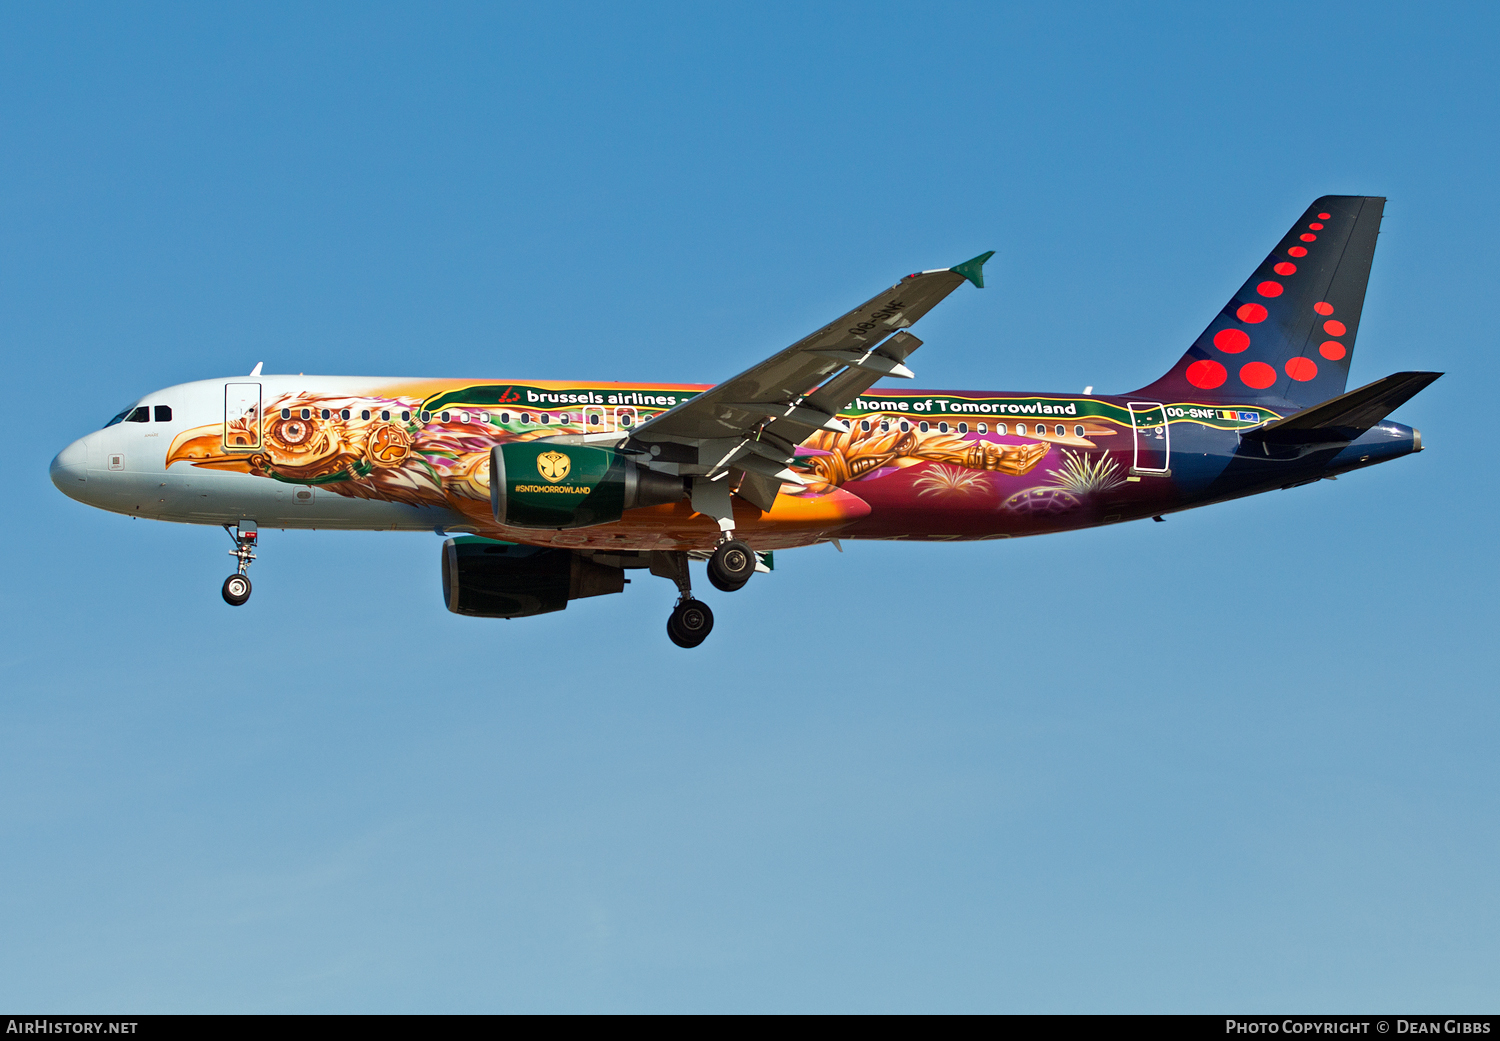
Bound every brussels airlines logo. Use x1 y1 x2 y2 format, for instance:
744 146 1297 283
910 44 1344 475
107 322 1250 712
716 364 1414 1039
537 451 571 483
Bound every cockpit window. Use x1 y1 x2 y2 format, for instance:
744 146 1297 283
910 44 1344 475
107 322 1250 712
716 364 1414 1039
154 405 172 423
104 407 132 428
126 407 150 423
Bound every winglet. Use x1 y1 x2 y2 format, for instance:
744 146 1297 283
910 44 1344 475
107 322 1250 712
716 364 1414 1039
951 251 995 289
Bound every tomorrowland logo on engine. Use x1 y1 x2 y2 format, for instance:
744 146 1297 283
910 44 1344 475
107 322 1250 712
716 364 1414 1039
536 450 571 483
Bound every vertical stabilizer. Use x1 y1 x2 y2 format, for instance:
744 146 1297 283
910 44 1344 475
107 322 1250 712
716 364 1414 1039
1132 196 1385 408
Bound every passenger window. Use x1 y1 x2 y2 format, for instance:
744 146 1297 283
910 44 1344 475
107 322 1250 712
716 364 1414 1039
340 409 350 420
995 423 1005 435
1075 424 1084 437
500 411 512 424
479 411 490 424
440 411 452 422
521 412 531 425
460 411 471 424
420 411 431 422
1056 425 1065 437
860 420 870 432
540 413 551 425
361 410 370 420
1017 423 1027 435
979 423 988 434
586 410 602 427
300 409 310 420
126 407 149 423
899 421 910 432
321 409 331 420
281 408 292 420
919 421 929 433
381 410 391 421
154 405 172 423
401 411 411 422
880 420 890 432
958 422 968 434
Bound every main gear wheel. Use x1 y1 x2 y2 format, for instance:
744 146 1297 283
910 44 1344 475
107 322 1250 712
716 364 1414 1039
667 598 714 648
707 539 755 592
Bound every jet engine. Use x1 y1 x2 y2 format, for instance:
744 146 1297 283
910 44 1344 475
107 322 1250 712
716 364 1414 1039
490 442 685 529
441 536 626 618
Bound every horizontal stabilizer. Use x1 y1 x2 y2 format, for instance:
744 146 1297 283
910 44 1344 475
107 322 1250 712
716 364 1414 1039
1243 371 1442 445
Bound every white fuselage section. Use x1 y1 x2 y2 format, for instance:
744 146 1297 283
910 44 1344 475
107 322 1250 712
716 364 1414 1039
50 376 468 532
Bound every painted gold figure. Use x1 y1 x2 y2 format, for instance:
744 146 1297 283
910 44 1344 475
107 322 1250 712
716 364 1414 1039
794 419 1049 492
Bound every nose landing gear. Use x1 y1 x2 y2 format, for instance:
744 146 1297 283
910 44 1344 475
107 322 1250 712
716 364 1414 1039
221 521 257 606
222 573 252 606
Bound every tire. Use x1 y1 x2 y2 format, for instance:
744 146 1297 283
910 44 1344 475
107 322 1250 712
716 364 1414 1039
222 574 252 606
707 539 755 592
666 598 714 648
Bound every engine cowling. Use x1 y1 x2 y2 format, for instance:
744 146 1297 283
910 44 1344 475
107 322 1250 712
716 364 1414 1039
441 536 625 618
490 442 685 529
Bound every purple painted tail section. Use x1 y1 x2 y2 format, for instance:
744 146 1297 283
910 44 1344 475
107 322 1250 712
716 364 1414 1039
1132 196 1385 409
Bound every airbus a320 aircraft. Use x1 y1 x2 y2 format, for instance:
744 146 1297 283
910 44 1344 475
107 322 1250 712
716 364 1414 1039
51 196 1438 646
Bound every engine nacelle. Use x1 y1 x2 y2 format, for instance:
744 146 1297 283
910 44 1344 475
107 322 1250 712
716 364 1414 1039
490 442 685 529
441 537 627 618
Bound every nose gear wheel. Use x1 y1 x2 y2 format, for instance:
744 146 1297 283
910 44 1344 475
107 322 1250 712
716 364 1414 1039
222 574 252 606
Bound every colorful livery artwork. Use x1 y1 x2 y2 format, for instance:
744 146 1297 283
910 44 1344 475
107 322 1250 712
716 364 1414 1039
51 196 1438 646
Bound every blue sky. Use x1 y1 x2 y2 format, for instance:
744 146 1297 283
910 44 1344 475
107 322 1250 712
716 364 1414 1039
2 1 1496 1012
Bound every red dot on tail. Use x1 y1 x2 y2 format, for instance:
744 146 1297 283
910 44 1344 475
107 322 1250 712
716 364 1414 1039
1323 319 1347 336
1214 328 1251 353
1317 212 1331 219
1300 233 1318 242
1240 361 1277 389
1274 262 1297 275
1314 302 1334 315
1319 340 1346 360
1257 281 1283 298
1287 246 1308 257
1309 222 1324 231
1186 359 1227 389
1236 303 1268 323
1286 357 1318 381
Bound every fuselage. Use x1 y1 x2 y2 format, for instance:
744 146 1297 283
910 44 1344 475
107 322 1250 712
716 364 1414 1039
50 374 1420 550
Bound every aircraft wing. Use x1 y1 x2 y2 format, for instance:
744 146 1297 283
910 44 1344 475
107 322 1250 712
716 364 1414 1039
627 252 993 510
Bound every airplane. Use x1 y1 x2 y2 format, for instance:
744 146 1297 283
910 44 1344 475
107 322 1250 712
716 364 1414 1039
50 196 1439 647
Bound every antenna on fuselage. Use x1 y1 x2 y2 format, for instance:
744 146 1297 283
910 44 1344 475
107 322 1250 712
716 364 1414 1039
249 362 263 376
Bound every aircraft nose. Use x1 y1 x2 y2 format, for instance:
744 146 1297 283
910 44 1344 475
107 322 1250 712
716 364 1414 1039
50 437 90 498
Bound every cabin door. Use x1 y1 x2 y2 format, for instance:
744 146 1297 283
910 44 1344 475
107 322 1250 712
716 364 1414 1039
224 383 262 450
1128 401 1171 475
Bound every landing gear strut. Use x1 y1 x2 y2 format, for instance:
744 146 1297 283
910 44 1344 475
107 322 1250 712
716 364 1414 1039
650 550 714 648
221 521 257 606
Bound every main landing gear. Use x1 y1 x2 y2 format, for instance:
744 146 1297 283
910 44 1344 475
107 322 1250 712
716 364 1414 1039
648 538 766 648
706 538 755 592
221 521 257 606
649 550 716 649
668 598 714 649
